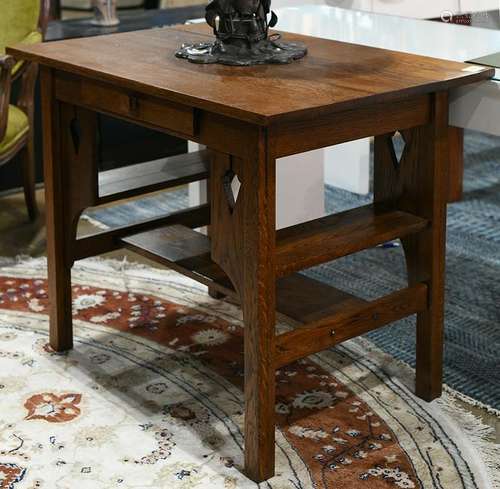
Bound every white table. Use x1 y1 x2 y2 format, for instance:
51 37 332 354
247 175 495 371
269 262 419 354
274 0 500 20
190 5 500 225
276 5 500 199
277 5 500 134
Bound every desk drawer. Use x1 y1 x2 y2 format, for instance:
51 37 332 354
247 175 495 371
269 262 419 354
55 74 195 137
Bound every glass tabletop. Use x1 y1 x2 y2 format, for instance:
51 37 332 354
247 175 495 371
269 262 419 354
432 9 500 31
433 9 500 79
275 5 500 82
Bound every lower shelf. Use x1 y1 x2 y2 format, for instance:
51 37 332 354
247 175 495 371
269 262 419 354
276 203 428 277
120 224 366 325
98 150 209 204
121 223 428 368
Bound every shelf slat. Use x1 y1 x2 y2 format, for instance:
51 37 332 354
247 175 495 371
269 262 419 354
275 283 428 368
98 150 209 203
74 204 209 262
276 203 428 277
120 224 366 324
275 273 366 324
121 224 233 294
121 224 426 368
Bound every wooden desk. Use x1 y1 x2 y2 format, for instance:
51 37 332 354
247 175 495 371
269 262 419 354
8 25 493 482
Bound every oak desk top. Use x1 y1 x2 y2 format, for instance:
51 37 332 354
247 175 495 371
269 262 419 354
8 24 494 125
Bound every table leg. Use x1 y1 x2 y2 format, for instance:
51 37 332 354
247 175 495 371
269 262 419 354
205 177 225 300
210 144 277 482
241 153 276 482
374 92 449 402
40 69 98 352
447 126 464 203
413 94 448 401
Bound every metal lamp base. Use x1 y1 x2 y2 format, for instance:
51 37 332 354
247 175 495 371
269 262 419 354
176 38 307 66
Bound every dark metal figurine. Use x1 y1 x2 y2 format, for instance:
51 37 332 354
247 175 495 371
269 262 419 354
175 0 307 65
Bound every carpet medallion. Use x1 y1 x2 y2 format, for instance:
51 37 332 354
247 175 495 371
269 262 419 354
0 259 497 488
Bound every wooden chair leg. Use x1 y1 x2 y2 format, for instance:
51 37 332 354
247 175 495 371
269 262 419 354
49 0 62 20
20 134 39 221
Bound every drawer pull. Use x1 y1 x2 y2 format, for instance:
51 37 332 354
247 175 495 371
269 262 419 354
129 95 139 113
55 75 196 138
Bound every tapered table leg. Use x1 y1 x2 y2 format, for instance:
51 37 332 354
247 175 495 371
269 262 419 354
209 136 277 481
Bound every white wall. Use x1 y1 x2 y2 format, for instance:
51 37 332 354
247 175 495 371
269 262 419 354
187 143 325 230
324 140 371 194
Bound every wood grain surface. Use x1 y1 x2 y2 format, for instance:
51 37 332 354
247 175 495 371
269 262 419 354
8 24 494 125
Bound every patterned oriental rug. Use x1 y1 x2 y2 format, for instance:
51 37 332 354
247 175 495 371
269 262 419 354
0 258 498 489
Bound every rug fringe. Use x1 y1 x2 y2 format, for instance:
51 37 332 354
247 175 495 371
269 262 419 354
0 255 153 273
437 394 500 489
0 257 16 267
352 336 499 488
0 255 31 267
443 385 500 418
348 337 500 489
354 335 500 420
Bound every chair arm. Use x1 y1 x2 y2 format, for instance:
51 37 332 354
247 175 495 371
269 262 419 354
11 31 43 82
17 61 39 122
0 55 16 142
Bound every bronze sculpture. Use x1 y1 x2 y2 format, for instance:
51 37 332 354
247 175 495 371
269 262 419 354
176 0 307 65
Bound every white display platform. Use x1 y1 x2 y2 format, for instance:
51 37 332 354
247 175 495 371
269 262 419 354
276 5 500 196
189 5 500 226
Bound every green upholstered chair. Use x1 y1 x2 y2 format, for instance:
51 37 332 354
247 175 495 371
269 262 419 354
0 0 50 220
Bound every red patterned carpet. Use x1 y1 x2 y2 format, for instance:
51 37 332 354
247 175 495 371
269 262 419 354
0 258 497 489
